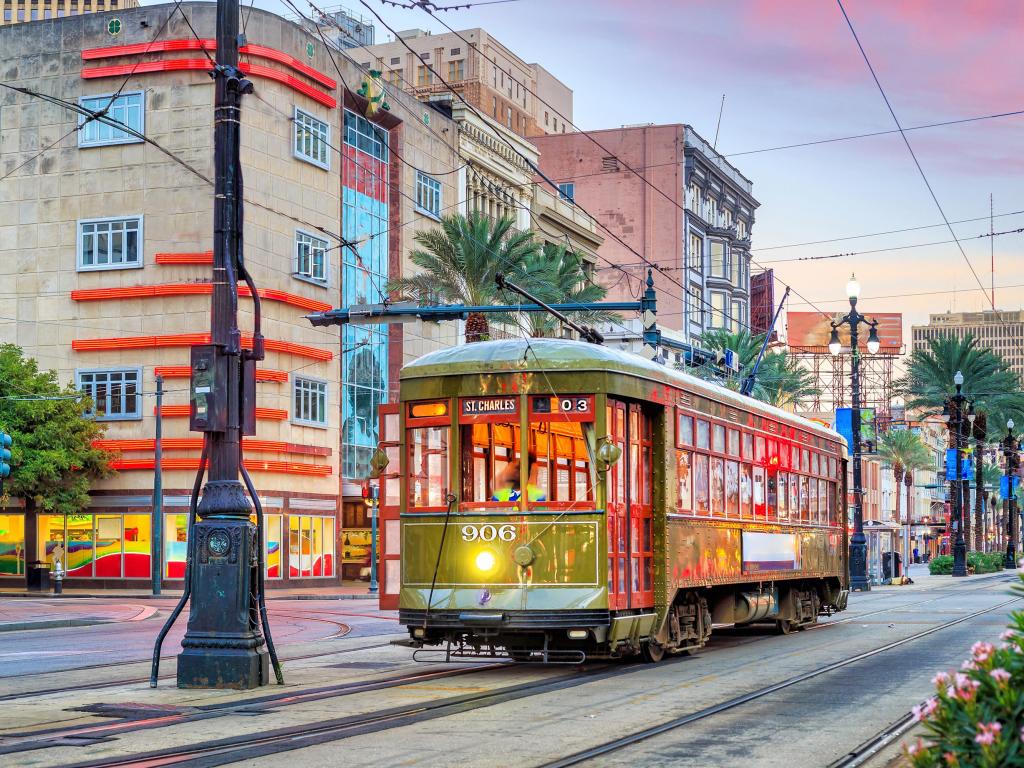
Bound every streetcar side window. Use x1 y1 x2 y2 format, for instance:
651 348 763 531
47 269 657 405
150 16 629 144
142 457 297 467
789 470 800 520
727 429 740 457
713 424 726 454
679 414 694 446
740 464 753 517
696 419 710 450
742 432 753 460
819 479 830 525
726 461 739 517
407 425 449 510
677 449 692 512
710 457 725 516
693 454 710 514
800 475 810 520
778 472 789 521
461 421 521 506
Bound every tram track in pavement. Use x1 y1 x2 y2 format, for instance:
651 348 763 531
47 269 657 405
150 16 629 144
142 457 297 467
538 594 1021 767
12 580 1017 768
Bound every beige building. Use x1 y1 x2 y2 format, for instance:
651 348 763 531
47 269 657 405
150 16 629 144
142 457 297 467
358 27 573 138
0 2 459 588
2 0 136 24
912 310 1024 378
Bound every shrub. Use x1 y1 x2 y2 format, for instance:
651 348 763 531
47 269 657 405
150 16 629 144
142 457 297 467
929 553 1004 576
930 555 954 575
905 576 1024 767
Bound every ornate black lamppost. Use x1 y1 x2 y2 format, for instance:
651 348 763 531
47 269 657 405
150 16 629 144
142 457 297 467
829 274 881 591
1003 419 1019 570
946 371 969 578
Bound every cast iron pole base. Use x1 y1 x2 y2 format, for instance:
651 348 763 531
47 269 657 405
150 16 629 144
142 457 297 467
952 539 968 577
177 481 268 689
849 536 870 592
1005 544 1018 570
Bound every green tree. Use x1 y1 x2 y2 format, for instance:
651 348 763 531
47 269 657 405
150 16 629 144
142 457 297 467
516 243 617 337
693 329 821 409
387 212 539 343
982 461 1005 551
878 428 934 569
0 344 114 515
896 334 1024 551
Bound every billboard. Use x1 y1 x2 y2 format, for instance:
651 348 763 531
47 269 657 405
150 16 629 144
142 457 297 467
787 311 903 352
750 270 776 338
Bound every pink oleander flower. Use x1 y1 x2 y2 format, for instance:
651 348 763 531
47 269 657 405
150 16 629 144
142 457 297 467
961 659 977 671
944 752 958 766
972 641 995 663
991 668 1011 684
906 738 924 757
912 697 939 722
1000 629 1016 641
933 671 950 687
975 721 1002 746
954 672 970 688
1020 725 1024 743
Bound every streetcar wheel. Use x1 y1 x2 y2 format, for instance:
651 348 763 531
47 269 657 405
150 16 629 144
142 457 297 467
641 641 665 663
775 620 795 635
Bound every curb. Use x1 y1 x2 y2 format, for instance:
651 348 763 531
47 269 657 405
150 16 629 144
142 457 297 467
0 604 158 633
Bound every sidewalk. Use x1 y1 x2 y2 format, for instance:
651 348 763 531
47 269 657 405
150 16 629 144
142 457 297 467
0 601 159 632
0 581 376 601
868 562 1021 591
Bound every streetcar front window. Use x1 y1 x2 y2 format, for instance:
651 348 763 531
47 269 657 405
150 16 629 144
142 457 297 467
527 419 596 508
461 421 522 506
406 401 450 510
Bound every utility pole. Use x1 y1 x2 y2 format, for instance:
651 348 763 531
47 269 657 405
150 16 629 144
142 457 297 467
152 375 163 596
175 0 268 688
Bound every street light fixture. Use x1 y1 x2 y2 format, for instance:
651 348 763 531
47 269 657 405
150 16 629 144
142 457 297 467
830 273 881 591
1003 419 1019 570
947 371 969 578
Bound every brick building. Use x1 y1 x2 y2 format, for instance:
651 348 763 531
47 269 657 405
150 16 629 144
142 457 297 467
359 27 572 139
532 124 758 341
0 2 460 588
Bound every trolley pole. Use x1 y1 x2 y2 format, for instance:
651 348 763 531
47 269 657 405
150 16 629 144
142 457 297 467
175 0 267 688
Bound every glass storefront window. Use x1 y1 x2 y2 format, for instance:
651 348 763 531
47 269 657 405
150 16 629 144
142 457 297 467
289 515 335 578
0 514 25 577
165 513 188 579
37 513 149 579
265 514 282 578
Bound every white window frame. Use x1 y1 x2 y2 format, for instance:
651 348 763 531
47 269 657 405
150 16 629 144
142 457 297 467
78 91 145 148
558 182 574 202
710 291 730 329
292 375 328 428
77 215 144 272
294 230 329 286
415 171 442 219
293 107 331 170
76 367 143 421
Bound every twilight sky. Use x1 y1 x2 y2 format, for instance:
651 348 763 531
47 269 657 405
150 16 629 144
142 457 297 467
177 0 1024 344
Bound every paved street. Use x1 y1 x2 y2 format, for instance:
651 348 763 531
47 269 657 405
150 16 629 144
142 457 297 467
0 568 1017 768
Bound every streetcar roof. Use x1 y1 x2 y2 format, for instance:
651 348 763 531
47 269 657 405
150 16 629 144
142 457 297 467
402 338 844 445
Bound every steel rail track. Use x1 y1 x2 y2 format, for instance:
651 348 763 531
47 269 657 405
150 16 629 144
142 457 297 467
826 710 918 768
539 595 1021 768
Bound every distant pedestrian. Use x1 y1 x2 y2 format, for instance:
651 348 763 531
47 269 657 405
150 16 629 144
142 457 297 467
913 547 920 564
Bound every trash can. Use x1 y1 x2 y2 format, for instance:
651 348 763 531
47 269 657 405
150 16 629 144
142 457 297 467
881 552 893 580
26 561 51 592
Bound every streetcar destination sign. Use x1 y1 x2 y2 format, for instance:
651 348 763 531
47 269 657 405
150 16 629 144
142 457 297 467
462 397 518 415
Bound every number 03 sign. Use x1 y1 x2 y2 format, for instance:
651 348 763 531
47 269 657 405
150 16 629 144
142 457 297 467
461 524 516 543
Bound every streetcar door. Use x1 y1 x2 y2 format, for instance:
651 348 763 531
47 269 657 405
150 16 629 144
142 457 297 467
606 400 655 611
377 404 401 610
607 401 628 610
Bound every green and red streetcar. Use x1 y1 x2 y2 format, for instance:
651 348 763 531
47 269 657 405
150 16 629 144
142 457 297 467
376 338 849 662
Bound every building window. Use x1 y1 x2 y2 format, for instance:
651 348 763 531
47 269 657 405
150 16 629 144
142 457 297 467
78 91 144 147
415 171 442 218
390 56 400 64
293 376 328 426
78 216 142 271
544 111 549 126
737 219 748 239
687 183 701 213
710 291 729 329
344 109 388 162
448 59 464 81
38 513 152 579
293 107 330 169
387 69 403 86
0 513 25 578
704 195 717 223
416 65 431 86
710 240 728 279
731 300 746 333
506 106 512 128
295 230 328 284
77 368 141 420
289 515 335 578
688 233 704 271
558 182 574 202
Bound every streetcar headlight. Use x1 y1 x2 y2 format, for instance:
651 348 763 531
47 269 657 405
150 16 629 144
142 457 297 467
567 630 588 640
474 550 496 572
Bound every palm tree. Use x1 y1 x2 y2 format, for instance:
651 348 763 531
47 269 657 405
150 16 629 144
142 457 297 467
878 429 933 573
387 212 539 343
982 462 1004 552
516 244 618 338
693 329 821 409
896 333 1023 553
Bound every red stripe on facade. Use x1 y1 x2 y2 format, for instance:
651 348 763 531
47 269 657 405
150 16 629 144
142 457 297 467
71 283 332 312
93 437 330 456
155 252 214 264
72 333 332 361
155 405 288 419
110 457 331 476
153 365 289 382
81 39 337 90
81 60 337 109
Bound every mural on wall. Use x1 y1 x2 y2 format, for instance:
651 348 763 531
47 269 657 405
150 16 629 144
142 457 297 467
341 108 390 481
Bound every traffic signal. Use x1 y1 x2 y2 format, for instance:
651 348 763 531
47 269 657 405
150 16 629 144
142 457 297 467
0 433 11 479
